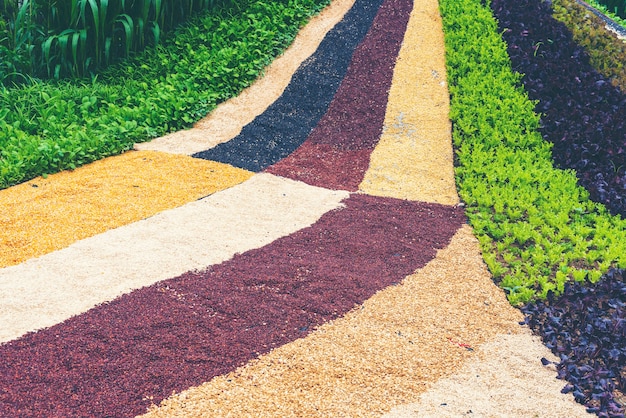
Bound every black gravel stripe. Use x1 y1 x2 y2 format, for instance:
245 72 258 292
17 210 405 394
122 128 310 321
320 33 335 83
192 0 386 172
266 0 413 190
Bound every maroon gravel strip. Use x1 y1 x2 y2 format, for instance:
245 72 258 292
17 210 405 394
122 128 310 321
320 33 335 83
265 0 413 190
268 147 373 190
0 194 464 418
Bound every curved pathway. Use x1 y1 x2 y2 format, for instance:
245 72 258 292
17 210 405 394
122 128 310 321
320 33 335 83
0 0 591 416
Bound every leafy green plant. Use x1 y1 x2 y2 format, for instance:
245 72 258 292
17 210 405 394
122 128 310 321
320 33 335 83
0 0 235 82
0 0 331 189
0 0 37 85
439 0 626 305
593 0 626 19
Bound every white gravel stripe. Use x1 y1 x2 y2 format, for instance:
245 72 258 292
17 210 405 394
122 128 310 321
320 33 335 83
0 173 349 343
384 332 591 418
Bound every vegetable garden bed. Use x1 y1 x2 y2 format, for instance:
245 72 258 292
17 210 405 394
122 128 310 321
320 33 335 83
442 0 625 414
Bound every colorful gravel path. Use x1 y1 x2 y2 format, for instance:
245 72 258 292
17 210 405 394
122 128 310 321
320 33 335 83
0 0 592 416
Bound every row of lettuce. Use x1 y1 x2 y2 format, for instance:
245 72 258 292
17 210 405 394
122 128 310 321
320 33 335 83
452 1 626 412
439 0 626 305
0 0 331 189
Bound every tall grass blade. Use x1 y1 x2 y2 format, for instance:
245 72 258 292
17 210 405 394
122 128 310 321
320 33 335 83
115 13 133 57
71 30 80 72
150 21 160 45
3 0 228 81
71 0 80 25
99 0 109 65
13 0 29 49
104 35 111 63
86 0 99 67
140 0 151 47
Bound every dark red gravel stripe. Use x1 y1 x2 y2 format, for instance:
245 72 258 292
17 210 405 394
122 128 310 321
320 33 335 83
192 0 386 171
266 0 413 190
0 194 465 417
267 146 373 191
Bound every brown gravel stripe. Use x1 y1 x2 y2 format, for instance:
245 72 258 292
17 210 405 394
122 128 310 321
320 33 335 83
0 150 252 268
264 0 412 190
141 225 585 417
0 194 464 417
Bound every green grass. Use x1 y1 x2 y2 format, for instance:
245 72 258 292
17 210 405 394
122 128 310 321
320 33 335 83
0 0 331 189
439 0 626 305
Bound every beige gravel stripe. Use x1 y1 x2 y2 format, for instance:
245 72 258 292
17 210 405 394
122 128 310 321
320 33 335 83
0 173 349 343
140 225 587 417
359 0 459 205
0 150 252 268
384 333 589 418
134 0 356 155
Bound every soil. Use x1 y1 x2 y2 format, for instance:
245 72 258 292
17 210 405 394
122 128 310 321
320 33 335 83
0 0 592 416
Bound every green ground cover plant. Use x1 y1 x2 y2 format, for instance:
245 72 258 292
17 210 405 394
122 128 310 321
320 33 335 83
552 0 626 91
439 0 626 305
0 0 331 189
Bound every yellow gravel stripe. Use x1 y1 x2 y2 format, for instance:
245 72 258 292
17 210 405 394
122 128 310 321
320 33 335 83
359 0 459 205
140 225 535 417
0 150 253 268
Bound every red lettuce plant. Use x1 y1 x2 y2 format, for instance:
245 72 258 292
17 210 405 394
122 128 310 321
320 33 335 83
491 0 626 217
522 268 626 417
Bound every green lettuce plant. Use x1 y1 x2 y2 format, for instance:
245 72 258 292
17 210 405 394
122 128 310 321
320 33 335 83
439 0 626 305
